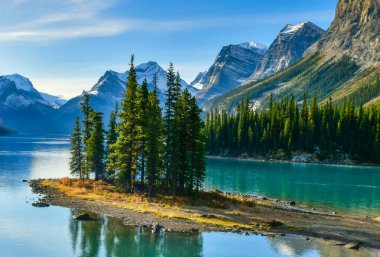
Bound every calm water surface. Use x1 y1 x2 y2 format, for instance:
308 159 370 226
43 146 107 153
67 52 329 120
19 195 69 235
0 135 378 257
205 158 380 216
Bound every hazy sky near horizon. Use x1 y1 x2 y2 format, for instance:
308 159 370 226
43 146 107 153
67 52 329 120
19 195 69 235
0 0 337 98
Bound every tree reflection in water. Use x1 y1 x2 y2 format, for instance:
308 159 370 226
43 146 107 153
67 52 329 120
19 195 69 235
68 209 373 257
69 209 203 257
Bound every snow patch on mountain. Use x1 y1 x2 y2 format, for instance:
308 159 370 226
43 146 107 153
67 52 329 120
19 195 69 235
40 92 67 109
2 74 34 91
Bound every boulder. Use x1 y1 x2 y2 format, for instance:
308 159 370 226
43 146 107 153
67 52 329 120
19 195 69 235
344 242 362 250
32 201 50 208
73 213 94 221
151 223 162 233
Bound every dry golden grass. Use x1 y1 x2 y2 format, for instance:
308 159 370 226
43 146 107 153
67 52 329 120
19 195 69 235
41 178 272 230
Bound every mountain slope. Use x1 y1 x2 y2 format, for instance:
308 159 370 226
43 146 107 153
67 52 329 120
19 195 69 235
207 0 379 112
0 74 56 132
54 62 197 133
190 71 207 90
248 22 325 81
195 42 267 103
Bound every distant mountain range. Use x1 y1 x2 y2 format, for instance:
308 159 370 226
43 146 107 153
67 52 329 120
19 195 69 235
0 62 198 133
1 0 378 134
53 61 197 133
194 42 267 104
194 22 325 106
205 0 379 113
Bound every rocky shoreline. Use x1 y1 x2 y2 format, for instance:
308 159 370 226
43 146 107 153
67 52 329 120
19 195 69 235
208 152 379 167
29 179 380 252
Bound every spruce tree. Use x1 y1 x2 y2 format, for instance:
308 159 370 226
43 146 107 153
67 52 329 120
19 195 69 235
87 112 105 180
138 79 149 190
188 97 205 193
81 93 93 178
108 55 141 192
106 104 118 181
70 116 84 180
145 82 164 196
164 63 179 193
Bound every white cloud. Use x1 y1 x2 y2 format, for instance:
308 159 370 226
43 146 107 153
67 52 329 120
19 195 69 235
0 0 334 43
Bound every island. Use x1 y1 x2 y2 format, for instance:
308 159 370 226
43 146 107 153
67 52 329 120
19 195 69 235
30 178 380 251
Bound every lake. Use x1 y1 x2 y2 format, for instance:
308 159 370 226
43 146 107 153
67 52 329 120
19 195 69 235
0 135 378 257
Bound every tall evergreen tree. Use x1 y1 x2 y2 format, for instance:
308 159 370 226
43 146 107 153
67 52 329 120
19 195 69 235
106 104 119 181
81 93 93 178
108 55 141 192
138 79 149 190
70 116 84 180
164 63 179 193
145 81 164 196
87 112 105 180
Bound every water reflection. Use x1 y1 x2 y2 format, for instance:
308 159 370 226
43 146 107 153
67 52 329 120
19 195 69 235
69 211 203 257
68 211 374 257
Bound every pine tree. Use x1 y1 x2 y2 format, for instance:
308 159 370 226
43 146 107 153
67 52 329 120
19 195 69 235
164 63 179 193
81 93 93 178
87 112 105 180
70 116 84 180
145 82 164 196
108 55 141 192
188 97 205 193
138 79 149 190
106 104 118 181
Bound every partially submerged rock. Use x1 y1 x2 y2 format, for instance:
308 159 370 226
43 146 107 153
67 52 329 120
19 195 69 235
344 242 362 250
32 201 50 208
151 222 162 233
73 212 95 221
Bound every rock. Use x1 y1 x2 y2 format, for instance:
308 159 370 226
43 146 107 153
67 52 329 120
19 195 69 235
32 201 50 208
73 213 94 221
190 228 199 233
344 242 362 250
332 211 337 215
305 237 310 241
210 189 223 194
289 201 296 206
279 233 286 236
151 223 162 233
268 220 283 227
201 214 217 219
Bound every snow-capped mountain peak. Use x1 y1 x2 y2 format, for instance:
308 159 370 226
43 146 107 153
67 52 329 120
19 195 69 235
280 21 325 40
239 41 267 51
1 74 34 92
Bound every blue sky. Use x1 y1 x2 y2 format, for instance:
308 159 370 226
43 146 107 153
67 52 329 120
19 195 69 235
0 0 337 98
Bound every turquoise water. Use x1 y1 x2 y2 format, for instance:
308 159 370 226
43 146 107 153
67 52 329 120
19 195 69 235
0 135 377 257
205 158 380 216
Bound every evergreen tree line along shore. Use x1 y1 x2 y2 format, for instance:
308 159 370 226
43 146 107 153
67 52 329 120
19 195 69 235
205 94 380 164
70 56 205 196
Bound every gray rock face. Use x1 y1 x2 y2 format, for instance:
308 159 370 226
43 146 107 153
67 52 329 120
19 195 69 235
195 42 267 103
190 71 207 90
248 22 325 82
305 0 380 64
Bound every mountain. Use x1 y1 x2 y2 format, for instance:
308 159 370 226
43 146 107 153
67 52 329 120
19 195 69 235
0 74 57 132
54 61 198 133
190 71 207 90
40 93 67 109
194 42 267 103
305 0 380 63
206 0 380 113
247 22 325 81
